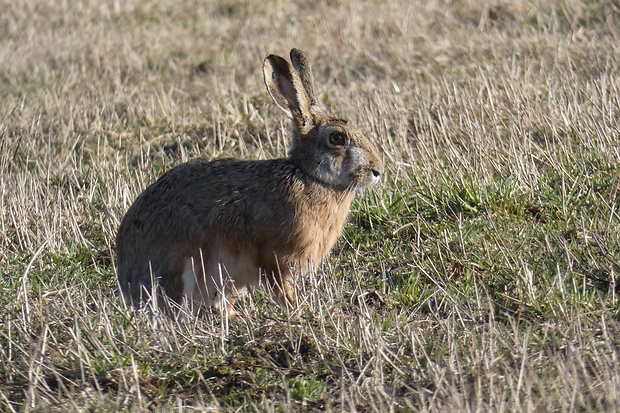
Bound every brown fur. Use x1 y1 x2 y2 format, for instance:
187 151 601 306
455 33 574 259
116 49 382 316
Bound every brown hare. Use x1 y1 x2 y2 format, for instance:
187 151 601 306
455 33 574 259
116 49 382 316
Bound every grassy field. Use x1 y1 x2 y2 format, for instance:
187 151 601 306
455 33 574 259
1 0 620 411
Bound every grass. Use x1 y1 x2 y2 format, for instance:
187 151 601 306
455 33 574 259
1 0 620 411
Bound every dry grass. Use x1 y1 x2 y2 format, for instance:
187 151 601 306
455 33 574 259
2 0 620 411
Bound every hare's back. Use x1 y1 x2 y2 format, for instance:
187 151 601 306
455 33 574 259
116 157 298 256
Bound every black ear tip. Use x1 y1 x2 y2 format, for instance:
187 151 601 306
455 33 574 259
265 54 291 73
290 48 306 61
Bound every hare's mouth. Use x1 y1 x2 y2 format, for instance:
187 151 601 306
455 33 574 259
351 167 381 188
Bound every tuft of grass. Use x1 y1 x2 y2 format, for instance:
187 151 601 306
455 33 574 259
2 0 620 411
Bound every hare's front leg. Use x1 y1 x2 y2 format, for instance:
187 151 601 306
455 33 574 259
266 269 297 308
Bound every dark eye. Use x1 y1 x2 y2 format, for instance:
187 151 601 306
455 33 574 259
328 132 346 146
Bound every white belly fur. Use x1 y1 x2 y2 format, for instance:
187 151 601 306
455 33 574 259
181 247 261 310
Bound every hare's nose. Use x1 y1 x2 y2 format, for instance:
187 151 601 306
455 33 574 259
371 168 381 179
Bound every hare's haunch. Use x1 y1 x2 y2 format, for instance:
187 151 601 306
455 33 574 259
116 49 382 316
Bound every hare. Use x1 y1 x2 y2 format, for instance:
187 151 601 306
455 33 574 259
116 49 382 316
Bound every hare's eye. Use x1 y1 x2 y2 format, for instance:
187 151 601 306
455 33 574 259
328 132 346 146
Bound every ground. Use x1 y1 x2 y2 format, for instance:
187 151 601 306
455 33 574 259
1 0 620 411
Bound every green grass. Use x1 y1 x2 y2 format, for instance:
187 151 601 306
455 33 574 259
2 0 620 411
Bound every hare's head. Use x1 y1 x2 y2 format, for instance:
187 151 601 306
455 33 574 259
263 49 382 190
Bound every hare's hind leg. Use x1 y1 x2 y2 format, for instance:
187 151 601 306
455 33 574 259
118 264 161 308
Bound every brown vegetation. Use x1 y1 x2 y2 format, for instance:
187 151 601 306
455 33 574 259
1 0 619 411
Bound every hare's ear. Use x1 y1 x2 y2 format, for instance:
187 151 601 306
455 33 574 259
263 53 314 134
290 48 319 109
